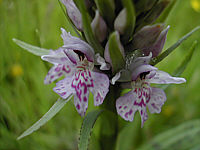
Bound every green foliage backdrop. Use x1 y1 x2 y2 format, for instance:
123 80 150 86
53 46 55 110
0 0 200 149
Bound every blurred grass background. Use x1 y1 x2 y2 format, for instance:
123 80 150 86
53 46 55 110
0 0 200 149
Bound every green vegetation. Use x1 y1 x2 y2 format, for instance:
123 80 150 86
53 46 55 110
0 0 200 149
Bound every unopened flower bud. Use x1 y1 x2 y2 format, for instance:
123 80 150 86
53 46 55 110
114 0 136 43
91 10 107 42
132 24 170 57
114 8 127 35
61 0 82 31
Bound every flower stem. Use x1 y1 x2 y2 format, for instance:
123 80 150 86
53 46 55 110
99 84 121 150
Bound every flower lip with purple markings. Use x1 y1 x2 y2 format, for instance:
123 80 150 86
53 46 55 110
116 54 186 127
41 28 109 116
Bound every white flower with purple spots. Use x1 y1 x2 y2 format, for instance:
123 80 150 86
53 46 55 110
116 54 186 127
41 28 109 116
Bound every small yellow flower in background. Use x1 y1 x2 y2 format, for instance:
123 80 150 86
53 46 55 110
191 0 200 12
11 64 23 77
162 105 174 117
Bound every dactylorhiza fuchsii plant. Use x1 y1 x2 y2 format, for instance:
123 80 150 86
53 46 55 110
13 0 200 149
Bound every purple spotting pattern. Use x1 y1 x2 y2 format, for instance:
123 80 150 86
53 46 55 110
116 54 186 127
42 28 109 116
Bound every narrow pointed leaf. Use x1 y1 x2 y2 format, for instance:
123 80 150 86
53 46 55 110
13 38 50 56
156 0 178 23
151 26 200 65
173 40 197 76
135 0 157 15
74 0 104 55
17 96 73 140
138 120 200 150
108 32 125 74
79 110 103 150
158 41 197 90
136 0 169 31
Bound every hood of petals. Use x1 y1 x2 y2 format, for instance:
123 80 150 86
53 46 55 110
131 64 157 81
61 28 95 62
129 53 152 71
41 48 74 66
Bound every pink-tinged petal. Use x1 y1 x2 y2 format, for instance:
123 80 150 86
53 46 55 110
139 106 148 127
74 92 89 117
41 48 74 66
95 53 110 70
71 70 94 116
61 28 94 62
64 49 79 64
133 24 165 49
149 70 186 84
116 90 137 122
132 83 151 127
91 72 109 106
146 70 157 80
61 0 82 30
129 53 152 71
132 24 169 57
148 87 166 114
131 65 157 81
53 76 75 99
104 42 111 64
44 64 72 84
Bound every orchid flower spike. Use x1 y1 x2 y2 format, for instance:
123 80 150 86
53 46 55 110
41 28 109 116
116 53 186 127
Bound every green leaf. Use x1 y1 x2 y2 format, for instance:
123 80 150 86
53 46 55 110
78 110 103 150
17 96 73 140
173 40 198 76
156 0 178 23
108 31 125 74
74 0 104 56
151 26 200 65
138 120 200 150
13 38 50 56
158 41 198 90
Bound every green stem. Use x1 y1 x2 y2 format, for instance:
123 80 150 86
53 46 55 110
99 84 121 150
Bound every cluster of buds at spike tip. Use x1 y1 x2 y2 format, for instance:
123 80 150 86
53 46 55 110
39 0 186 126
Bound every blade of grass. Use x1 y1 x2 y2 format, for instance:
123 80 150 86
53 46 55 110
17 96 73 140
